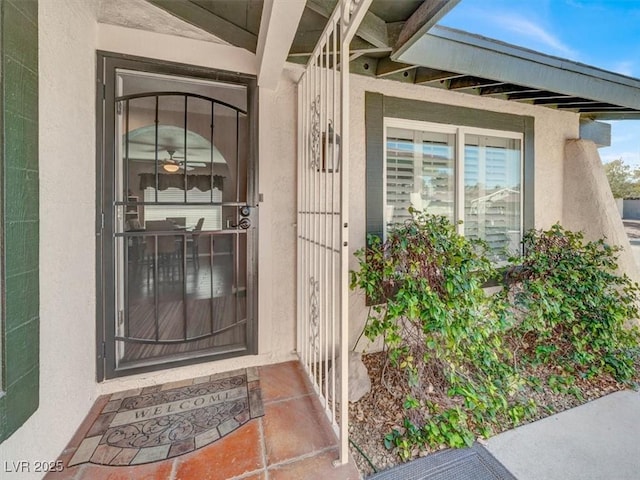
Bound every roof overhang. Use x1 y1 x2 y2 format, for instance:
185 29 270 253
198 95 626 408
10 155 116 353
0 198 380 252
392 25 640 120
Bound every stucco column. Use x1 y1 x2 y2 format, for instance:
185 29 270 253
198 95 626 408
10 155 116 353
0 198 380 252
563 139 640 283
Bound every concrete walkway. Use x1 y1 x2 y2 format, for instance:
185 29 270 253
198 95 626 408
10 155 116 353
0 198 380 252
486 389 640 480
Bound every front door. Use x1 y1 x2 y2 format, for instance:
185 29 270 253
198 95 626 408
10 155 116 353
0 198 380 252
97 55 258 379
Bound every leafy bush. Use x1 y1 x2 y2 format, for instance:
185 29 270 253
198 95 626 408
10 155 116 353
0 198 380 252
502 224 640 383
351 214 640 461
351 211 531 458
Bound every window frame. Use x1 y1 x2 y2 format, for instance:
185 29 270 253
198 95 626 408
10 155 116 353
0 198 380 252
365 92 534 245
382 117 524 258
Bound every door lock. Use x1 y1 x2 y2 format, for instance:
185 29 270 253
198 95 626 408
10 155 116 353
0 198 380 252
233 218 251 229
239 206 251 217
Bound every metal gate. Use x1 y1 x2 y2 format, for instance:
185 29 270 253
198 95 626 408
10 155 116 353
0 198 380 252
296 0 372 465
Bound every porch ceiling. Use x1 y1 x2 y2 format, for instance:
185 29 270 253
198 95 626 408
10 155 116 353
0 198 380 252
142 0 640 119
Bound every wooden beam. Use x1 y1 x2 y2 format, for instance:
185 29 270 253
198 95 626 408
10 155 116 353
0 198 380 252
351 2 389 48
580 119 611 147
447 76 504 90
306 0 389 48
414 67 462 84
392 0 462 60
383 68 417 84
146 0 258 52
256 0 305 89
349 47 392 61
558 103 631 110
533 97 593 105
289 31 374 56
350 56 379 77
508 91 572 101
376 58 414 77
479 84 540 96
386 22 405 48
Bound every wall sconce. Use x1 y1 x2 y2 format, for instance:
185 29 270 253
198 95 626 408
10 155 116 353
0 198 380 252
320 121 341 173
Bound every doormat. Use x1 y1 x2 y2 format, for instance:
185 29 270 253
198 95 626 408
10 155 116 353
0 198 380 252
68 367 264 467
367 443 516 480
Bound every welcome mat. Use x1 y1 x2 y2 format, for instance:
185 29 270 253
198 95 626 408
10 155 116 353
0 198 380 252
368 443 516 480
68 367 263 467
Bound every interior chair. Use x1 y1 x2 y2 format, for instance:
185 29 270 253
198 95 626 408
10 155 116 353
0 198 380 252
187 217 206 269
126 218 145 272
145 220 183 282
166 216 186 227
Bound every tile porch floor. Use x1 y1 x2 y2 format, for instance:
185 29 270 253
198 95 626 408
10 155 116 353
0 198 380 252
44 361 361 480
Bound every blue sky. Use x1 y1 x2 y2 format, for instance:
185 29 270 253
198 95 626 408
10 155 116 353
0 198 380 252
439 0 640 166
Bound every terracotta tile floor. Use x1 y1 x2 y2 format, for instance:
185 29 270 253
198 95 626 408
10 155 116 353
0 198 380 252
44 361 361 480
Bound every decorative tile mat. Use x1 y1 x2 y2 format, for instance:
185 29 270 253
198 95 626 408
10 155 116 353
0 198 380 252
69 367 263 467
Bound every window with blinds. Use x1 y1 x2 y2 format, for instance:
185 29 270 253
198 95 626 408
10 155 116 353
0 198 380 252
385 127 455 230
386 134 415 227
385 120 522 261
464 135 522 259
143 187 223 230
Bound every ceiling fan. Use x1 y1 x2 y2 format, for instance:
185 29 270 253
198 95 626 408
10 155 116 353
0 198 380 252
162 149 207 173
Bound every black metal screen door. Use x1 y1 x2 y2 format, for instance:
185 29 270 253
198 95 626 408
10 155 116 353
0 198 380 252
98 58 257 379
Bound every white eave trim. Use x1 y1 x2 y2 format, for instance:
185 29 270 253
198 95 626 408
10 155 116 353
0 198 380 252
256 0 306 90
97 23 257 76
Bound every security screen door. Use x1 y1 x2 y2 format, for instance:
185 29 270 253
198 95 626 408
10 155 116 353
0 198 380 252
98 56 257 379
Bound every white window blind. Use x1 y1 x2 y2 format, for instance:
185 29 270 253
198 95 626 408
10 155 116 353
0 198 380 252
386 134 415 227
385 120 522 261
143 187 222 230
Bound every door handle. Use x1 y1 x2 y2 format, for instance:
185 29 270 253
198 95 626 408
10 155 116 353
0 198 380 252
229 218 251 229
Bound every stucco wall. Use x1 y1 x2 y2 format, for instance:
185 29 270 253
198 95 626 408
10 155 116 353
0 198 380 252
1 9 299 473
347 74 580 350
563 139 639 283
0 0 100 474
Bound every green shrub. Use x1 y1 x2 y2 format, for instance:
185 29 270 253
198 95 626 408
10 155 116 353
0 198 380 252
351 211 530 458
351 214 640 461
502 224 640 383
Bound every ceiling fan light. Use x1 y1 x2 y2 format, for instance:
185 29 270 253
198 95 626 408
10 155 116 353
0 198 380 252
163 162 180 173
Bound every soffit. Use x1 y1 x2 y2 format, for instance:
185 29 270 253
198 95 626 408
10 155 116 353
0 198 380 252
98 0 227 44
137 0 640 119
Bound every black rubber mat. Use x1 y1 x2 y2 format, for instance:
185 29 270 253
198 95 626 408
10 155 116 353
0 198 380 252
368 443 517 480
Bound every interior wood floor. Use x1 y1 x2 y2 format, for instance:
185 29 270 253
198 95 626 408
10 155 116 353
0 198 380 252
118 254 247 364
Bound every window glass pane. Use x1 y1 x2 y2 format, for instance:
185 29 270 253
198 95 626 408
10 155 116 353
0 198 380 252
386 127 455 231
464 134 521 261
142 187 222 230
421 131 455 220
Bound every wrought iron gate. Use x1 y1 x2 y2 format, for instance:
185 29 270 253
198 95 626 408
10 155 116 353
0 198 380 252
97 57 258 380
296 0 372 465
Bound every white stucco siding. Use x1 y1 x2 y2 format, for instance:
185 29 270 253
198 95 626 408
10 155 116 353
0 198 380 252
0 1 100 475
2 8 300 472
347 74 580 349
256 67 300 359
563 139 639 284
